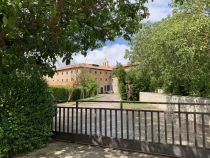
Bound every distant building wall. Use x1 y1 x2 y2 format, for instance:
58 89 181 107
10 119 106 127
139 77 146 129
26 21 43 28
139 92 210 125
111 76 119 93
46 60 113 94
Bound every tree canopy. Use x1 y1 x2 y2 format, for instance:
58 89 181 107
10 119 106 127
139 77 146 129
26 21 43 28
0 0 151 75
126 0 210 97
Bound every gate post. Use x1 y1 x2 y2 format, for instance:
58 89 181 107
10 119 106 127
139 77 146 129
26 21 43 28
120 102 123 139
178 103 182 145
76 101 78 134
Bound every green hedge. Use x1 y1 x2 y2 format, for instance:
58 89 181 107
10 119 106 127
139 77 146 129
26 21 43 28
0 70 54 157
71 87 82 100
48 86 82 101
48 86 70 100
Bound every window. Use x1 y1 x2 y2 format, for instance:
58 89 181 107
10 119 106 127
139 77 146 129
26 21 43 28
100 78 102 81
66 71 68 74
110 73 111 75
57 72 59 76
66 79 68 81
89 70 91 73
62 79 63 81
62 72 63 75
100 71 102 74
95 71 97 74
105 78 107 81
105 72 107 74
71 71 73 74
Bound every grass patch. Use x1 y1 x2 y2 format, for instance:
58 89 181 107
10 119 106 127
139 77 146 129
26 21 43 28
123 102 151 107
57 94 103 105
58 101 75 105
79 94 103 101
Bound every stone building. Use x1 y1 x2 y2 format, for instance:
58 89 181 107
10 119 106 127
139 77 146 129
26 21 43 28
45 58 113 94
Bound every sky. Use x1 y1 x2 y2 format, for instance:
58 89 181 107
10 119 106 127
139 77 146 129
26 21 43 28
56 0 173 68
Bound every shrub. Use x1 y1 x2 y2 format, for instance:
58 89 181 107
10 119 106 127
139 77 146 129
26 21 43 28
0 69 54 157
71 87 82 100
48 86 71 100
48 86 82 101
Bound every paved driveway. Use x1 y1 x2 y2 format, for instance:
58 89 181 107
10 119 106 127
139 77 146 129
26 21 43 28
58 94 121 108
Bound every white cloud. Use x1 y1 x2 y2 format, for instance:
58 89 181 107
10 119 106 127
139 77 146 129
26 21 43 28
56 44 130 68
145 0 173 22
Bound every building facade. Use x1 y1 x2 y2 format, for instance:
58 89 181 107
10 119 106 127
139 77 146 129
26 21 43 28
45 59 113 94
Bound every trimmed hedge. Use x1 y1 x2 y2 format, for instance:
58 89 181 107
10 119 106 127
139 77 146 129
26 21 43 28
48 86 70 100
48 86 82 101
0 70 54 157
71 87 82 100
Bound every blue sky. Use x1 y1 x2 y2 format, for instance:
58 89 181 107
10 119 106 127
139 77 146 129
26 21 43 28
56 0 173 67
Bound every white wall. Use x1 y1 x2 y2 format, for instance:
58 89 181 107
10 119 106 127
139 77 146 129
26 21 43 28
139 92 210 125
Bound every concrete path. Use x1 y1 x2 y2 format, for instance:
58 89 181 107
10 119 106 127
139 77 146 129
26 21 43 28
16 141 168 158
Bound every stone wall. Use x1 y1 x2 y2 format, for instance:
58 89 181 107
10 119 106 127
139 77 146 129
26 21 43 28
111 76 119 93
139 92 210 125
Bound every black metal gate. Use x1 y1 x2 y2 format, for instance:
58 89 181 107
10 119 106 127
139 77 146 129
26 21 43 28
51 101 210 158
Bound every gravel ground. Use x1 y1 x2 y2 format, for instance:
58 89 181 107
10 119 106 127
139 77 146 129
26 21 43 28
15 141 170 158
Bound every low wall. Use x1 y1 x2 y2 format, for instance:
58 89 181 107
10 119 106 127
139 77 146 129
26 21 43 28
139 92 210 125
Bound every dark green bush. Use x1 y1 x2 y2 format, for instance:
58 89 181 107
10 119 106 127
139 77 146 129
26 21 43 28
71 87 82 100
0 69 54 157
48 86 71 100
48 86 82 101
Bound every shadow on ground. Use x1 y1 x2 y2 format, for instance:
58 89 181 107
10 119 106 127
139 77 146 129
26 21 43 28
14 141 168 158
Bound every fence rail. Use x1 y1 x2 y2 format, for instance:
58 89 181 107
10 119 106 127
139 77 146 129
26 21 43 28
51 101 210 158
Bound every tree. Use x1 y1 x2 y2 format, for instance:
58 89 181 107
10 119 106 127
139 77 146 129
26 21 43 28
68 67 98 100
126 68 153 100
0 0 150 75
113 62 127 100
76 68 98 98
85 74 99 97
126 0 210 97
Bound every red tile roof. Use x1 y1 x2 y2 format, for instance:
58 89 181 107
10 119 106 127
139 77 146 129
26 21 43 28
56 63 113 71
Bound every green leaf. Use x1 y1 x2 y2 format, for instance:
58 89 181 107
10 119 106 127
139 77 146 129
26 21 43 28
51 8 56 17
27 56 36 64
7 15 16 28
39 0 45 6
15 0 20 3
3 14 8 26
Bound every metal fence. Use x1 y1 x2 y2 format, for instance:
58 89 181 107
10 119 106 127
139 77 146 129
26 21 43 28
51 101 210 158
